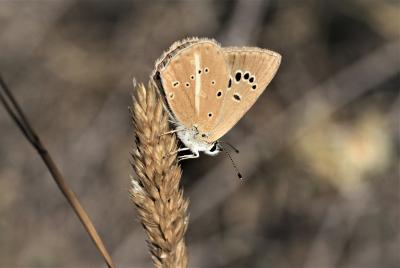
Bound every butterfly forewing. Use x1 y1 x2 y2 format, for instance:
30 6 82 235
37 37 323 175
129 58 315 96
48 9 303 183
153 37 201 79
209 47 281 141
159 40 229 134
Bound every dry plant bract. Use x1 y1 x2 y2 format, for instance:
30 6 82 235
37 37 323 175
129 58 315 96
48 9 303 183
130 83 189 268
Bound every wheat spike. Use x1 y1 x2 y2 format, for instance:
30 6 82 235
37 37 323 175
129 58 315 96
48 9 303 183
130 82 189 268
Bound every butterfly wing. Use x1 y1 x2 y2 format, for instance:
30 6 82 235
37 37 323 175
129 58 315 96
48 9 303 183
158 39 230 134
209 47 281 141
152 38 201 119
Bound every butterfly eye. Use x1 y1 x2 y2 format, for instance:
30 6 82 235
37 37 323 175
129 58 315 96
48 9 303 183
233 93 241 102
208 112 213 118
216 91 222 97
190 75 195 80
169 93 174 99
185 82 190 87
204 67 209 73
244 72 250 80
198 69 202 74
211 80 216 85
249 76 255 83
252 84 257 90
201 134 207 138
173 81 180 87
209 143 218 152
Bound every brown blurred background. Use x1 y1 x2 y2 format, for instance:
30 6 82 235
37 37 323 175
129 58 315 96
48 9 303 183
0 1 399 267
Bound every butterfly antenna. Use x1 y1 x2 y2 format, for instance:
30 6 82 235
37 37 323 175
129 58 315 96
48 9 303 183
219 144 243 181
219 141 239 154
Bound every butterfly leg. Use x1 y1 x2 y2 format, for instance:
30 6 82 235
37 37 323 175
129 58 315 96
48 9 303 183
160 129 183 137
178 151 200 161
174 147 191 153
163 147 190 158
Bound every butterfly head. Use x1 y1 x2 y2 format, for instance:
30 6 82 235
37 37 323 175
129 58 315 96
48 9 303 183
176 124 221 156
192 132 220 155
204 141 222 156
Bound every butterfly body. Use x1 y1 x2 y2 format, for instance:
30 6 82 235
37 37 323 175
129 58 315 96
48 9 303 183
152 37 281 160
175 124 221 159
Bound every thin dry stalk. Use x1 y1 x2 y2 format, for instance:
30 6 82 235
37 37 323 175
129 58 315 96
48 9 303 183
130 82 189 268
0 75 115 268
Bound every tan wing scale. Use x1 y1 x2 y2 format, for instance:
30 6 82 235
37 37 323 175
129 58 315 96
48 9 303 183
208 47 281 141
159 40 229 135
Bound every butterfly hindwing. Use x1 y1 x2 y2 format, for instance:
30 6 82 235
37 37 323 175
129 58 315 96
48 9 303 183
158 39 229 135
209 47 281 141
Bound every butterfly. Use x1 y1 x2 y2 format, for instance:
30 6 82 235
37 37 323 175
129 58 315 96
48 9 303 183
152 37 281 162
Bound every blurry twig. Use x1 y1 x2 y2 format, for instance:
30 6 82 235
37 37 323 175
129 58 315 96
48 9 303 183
0 2 72 59
303 183 373 268
0 75 116 268
219 0 269 45
389 93 400 139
